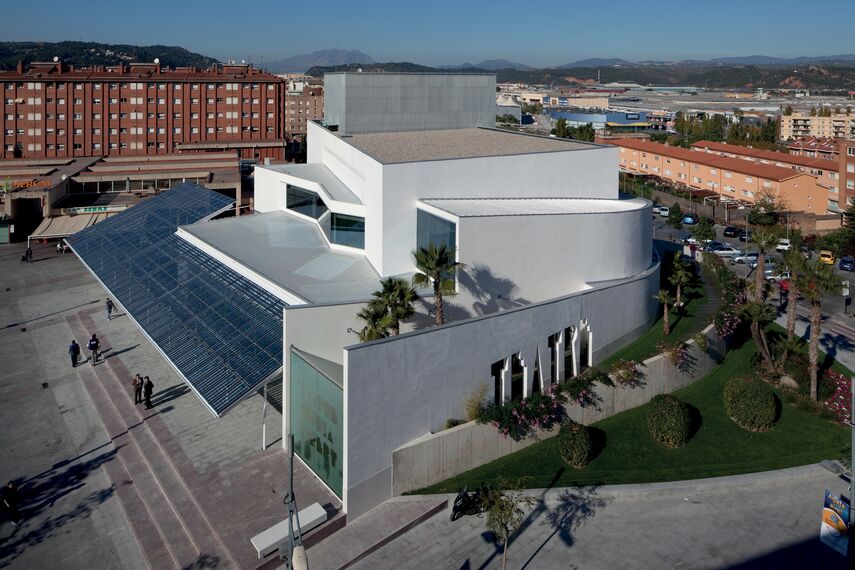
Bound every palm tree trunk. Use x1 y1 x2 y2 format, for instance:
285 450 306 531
676 285 682 309
751 321 775 371
390 320 400 336
755 254 765 303
663 303 670 336
433 281 444 326
786 283 798 343
809 300 821 401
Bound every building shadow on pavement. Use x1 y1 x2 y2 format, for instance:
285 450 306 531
2 299 100 329
0 447 125 565
726 535 845 569
150 384 190 407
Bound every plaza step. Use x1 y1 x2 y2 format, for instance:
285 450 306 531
81 368 195 568
71 313 237 569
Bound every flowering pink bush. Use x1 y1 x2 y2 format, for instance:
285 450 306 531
824 369 852 426
610 359 646 388
476 388 565 441
658 342 693 372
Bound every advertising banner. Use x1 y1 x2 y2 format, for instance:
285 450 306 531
819 490 850 556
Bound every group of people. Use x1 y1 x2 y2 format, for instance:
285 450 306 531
56 242 70 254
133 375 155 409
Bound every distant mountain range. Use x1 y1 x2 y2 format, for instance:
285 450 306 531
439 59 533 70
264 49 374 73
0 41 218 70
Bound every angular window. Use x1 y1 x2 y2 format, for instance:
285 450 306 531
330 213 365 249
416 209 456 251
286 184 327 218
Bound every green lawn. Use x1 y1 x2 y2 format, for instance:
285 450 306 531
598 278 708 369
418 337 850 493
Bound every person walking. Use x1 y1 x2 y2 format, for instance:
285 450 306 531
105 298 115 321
2 481 20 526
133 374 143 405
87 334 100 366
24 247 32 263
68 340 81 368
143 376 154 409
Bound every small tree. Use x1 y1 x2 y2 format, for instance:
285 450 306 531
655 289 676 336
484 479 537 570
355 300 393 342
373 277 418 335
669 255 691 308
667 202 683 229
412 242 465 326
692 217 716 242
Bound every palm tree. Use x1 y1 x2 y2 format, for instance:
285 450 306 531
669 258 691 309
655 289 676 336
355 300 393 342
750 229 778 303
374 277 418 335
781 250 805 345
798 262 838 401
742 301 777 372
412 242 465 326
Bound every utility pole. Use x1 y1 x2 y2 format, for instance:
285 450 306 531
281 434 308 570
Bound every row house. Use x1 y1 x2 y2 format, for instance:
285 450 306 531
614 138 823 214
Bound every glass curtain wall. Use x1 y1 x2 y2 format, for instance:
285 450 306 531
286 184 328 219
289 350 343 496
416 209 456 251
330 213 365 249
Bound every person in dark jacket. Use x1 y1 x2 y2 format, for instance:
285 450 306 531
143 376 154 409
68 340 81 367
87 334 100 365
2 481 20 526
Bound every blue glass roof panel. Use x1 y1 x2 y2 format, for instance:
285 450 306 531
67 183 285 416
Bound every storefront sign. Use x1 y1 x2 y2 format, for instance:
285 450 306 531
819 489 849 556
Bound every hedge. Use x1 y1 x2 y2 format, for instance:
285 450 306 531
557 420 594 468
724 376 778 432
646 394 693 448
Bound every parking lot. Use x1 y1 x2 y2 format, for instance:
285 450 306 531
652 214 854 317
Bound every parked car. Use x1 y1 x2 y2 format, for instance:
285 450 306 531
776 239 791 252
748 256 776 269
840 256 855 271
703 241 726 252
731 251 759 265
651 205 661 215
738 230 753 242
682 213 699 225
659 206 670 217
765 269 791 283
818 250 835 265
722 226 740 238
713 246 742 258
799 246 812 259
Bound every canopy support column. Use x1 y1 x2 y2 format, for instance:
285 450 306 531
262 381 268 450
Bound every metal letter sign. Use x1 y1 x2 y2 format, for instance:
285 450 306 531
819 489 849 556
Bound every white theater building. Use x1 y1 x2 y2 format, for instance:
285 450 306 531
180 73 659 519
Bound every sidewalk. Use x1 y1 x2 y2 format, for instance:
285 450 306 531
0 241 339 569
775 303 855 372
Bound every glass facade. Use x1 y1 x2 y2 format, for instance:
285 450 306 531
416 209 456 251
289 350 343 497
330 213 365 249
286 184 327 219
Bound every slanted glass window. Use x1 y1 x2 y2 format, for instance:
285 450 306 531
417 209 456 251
330 213 365 249
286 184 327 219
290 350 343 497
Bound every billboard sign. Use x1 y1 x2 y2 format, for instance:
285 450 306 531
819 490 849 556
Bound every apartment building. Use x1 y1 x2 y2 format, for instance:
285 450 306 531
691 140 843 211
614 138 823 214
779 111 855 140
787 136 839 160
284 78 323 139
1 60 287 160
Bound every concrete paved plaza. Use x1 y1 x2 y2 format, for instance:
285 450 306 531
0 241 337 569
356 465 850 569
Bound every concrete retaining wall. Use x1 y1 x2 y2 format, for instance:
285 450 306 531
391 323 726 495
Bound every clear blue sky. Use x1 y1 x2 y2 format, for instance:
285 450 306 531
2 0 853 66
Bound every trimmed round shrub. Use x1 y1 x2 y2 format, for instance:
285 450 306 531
557 420 594 468
646 394 692 448
724 376 778 432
